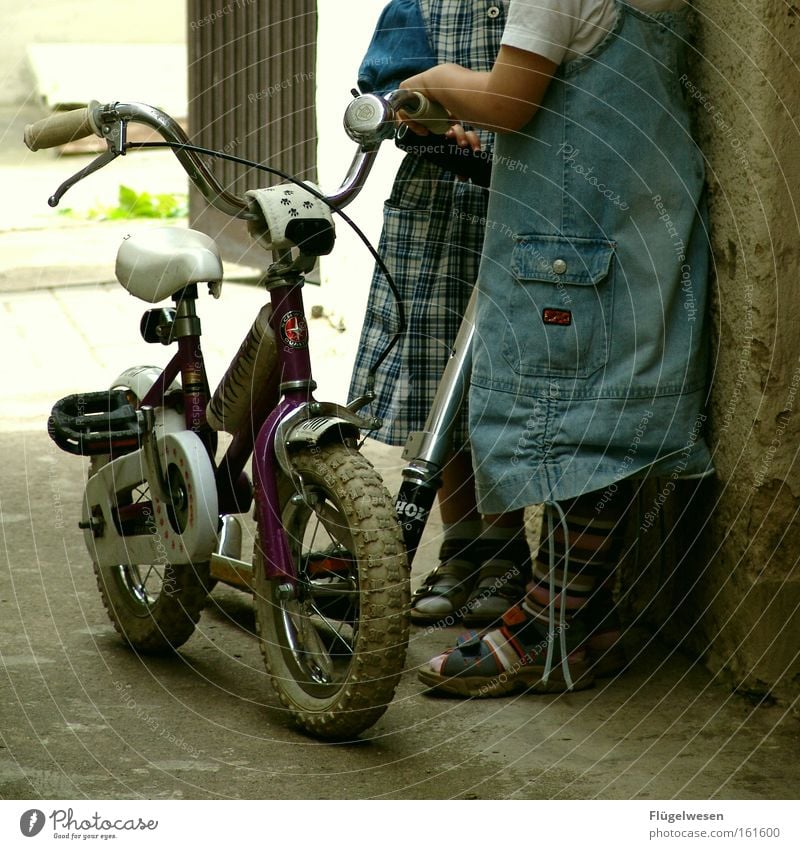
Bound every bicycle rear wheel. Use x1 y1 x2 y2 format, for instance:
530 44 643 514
254 443 409 740
87 372 211 654
89 457 211 653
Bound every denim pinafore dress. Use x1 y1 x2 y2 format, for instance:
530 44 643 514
470 1 713 513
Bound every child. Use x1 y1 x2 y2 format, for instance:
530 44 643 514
350 0 533 626
400 0 713 696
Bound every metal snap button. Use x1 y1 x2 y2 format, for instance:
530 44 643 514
552 259 567 274
487 6 500 19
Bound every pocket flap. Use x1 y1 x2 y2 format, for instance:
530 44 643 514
511 234 615 286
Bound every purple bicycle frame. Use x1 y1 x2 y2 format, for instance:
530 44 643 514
138 279 313 586
250 281 315 585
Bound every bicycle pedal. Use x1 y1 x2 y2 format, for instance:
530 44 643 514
48 390 142 457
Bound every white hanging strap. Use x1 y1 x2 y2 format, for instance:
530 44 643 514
543 502 556 684
541 500 574 690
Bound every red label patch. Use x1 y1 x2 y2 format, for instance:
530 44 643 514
543 308 572 326
280 311 309 348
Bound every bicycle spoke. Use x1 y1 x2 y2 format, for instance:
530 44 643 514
140 564 157 590
286 602 334 682
306 599 355 655
313 501 348 545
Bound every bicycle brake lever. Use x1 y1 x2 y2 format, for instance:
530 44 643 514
48 146 120 207
47 116 127 207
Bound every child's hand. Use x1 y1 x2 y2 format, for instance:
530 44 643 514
446 124 481 182
400 70 432 99
447 124 481 152
396 109 432 136
399 69 450 135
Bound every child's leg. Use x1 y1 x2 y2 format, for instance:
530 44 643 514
410 454 532 624
437 450 481 526
462 511 530 626
410 452 483 623
418 486 632 696
527 488 627 630
527 488 629 675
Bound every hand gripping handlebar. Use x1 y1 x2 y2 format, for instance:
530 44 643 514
395 91 451 135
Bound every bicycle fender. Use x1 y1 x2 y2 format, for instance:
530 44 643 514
285 415 360 450
84 431 218 569
111 365 164 400
274 403 366 479
111 365 181 404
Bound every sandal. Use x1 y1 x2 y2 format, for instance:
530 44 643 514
418 604 594 697
409 538 480 625
461 536 532 627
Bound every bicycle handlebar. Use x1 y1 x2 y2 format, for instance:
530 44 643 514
24 105 99 151
393 91 451 135
23 90 453 218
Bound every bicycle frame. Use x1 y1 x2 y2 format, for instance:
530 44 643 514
134 259 473 589
129 255 371 591
37 93 475 582
394 290 477 563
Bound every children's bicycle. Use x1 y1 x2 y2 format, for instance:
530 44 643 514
27 90 477 740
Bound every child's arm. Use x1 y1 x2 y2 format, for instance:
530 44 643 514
401 45 557 134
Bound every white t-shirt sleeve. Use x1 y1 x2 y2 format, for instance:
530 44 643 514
501 0 618 66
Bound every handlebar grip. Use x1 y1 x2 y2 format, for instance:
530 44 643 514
401 93 451 135
24 106 96 151
396 127 492 188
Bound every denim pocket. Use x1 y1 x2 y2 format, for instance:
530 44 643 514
502 234 615 379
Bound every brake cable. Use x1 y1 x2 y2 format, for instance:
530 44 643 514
128 140 404 389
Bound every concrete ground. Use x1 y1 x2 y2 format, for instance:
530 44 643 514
1 105 799 800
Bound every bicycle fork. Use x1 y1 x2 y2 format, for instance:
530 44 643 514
395 289 477 564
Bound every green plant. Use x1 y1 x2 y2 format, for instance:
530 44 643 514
59 185 188 220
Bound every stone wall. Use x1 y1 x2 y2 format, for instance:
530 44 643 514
623 3 800 705
689 0 800 703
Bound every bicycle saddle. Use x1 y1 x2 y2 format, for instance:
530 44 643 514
115 227 223 303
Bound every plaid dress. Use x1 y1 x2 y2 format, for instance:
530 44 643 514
348 0 507 447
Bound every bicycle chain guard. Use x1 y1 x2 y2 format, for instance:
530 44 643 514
83 430 218 569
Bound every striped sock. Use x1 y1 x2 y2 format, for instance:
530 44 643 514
522 489 630 626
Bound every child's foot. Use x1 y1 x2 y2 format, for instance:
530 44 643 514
418 604 594 697
409 538 480 625
461 535 531 627
585 625 627 678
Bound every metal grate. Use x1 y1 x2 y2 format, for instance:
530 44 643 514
187 0 318 269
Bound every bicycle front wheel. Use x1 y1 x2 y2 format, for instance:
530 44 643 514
254 443 409 740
